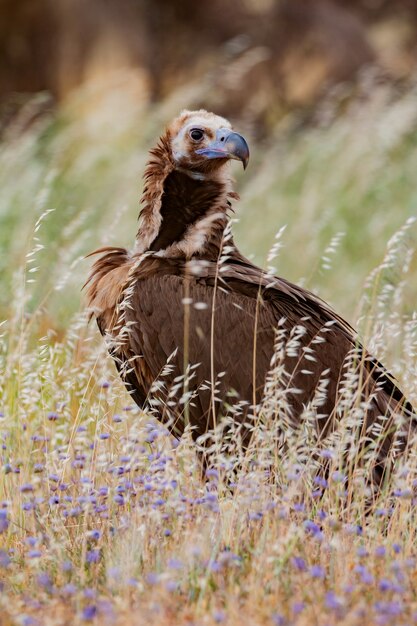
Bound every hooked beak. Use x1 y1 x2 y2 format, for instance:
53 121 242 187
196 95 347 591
195 128 250 169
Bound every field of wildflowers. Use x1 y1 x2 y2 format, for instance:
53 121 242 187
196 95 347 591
1 79 417 625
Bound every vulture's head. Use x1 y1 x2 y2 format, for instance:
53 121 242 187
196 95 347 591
137 110 249 257
167 110 249 175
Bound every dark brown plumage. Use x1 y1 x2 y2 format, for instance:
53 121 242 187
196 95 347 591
86 109 415 484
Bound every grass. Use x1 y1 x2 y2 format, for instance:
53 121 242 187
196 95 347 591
1 77 417 625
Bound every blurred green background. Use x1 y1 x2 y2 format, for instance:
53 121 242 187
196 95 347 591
1 0 417 331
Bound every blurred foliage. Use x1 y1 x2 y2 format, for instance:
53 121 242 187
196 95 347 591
2 0 417 134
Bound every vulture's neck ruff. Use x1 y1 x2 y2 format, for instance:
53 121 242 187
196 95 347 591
148 171 225 253
135 112 246 260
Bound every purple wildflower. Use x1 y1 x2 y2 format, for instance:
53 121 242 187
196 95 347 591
354 565 374 584
20 483 34 493
218 551 241 566
0 550 11 567
31 435 48 442
293 503 305 512
206 560 220 572
97 600 114 618
86 549 100 564
325 591 344 611
82 605 97 621
28 550 42 558
87 529 101 541
393 488 412 498
310 565 325 579
37 572 52 591
21 617 40 626
320 449 335 459
25 537 37 547
165 580 178 592
375 546 386 558
107 567 120 579
374 601 403 617
213 610 226 623
304 520 322 536
313 476 328 488
331 471 346 483
379 578 393 592
62 583 77 596
145 429 159 443
146 573 159 585
68 506 82 517
0 510 9 533
344 523 363 536
292 602 305 615
248 511 263 521
292 557 307 572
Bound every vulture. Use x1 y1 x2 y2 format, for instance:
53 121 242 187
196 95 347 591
86 109 415 485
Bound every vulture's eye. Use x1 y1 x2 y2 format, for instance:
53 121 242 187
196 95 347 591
190 128 204 142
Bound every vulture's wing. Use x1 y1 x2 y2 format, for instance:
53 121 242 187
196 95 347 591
120 254 414 461
122 257 350 434
124 271 277 437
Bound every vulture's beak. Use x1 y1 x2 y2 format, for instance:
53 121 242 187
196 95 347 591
196 128 250 169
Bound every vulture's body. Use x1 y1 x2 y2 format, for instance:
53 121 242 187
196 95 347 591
86 110 415 482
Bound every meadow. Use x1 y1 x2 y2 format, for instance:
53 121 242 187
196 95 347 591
1 78 417 625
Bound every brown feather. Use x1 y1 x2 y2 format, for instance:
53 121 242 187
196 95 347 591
84 247 133 327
